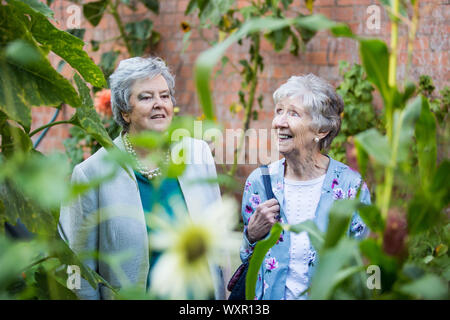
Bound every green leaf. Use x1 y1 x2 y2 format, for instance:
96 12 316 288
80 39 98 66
359 39 392 106
70 74 114 150
138 0 159 14
395 94 423 163
9 0 106 88
0 236 46 290
14 0 54 18
309 238 358 299
415 96 437 190
399 274 448 299
358 205 385 233
0 178 56 236
359 238 399 292
245 223 283 300
355 128 391 166
286 220 324 251
324 199 357 249
0 122 33 157
83 0 108 27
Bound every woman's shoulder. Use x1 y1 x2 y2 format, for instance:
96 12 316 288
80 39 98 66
246 159 284 183
73 136 123 178
328 157 364 186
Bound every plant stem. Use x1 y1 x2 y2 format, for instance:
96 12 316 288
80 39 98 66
388 0 399 89
228 35 260 176
382 0 400 220
405 0 420 83
109 0 133 56
29 120 73 138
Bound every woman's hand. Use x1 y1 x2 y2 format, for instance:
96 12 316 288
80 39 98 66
247 199 280 243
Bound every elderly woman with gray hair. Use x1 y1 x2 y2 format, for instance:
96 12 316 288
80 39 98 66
239 74 370 300
59 57 225 300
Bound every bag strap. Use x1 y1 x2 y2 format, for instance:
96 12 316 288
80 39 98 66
260 165 275 200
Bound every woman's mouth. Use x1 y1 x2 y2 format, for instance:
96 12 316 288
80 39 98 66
278 133 293 141
150 114 166 119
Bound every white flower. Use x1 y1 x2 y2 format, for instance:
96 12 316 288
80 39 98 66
147 196 241 299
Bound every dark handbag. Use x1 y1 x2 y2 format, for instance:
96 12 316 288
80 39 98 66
227 165 275 300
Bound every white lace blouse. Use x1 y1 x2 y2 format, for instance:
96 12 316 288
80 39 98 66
283 174 325 300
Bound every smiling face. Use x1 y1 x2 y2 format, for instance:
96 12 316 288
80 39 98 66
122 74 174 134
272 96 327 156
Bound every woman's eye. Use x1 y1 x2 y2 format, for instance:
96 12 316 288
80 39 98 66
289 111 299 117
140 96 152 100
162 94 170 99
275 108 282 115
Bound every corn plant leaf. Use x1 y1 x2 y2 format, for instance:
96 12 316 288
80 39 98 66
399 274 448 300
323 199 358 249
359 39 392 107
309 238 358 299
287 220 324 252
355 128 391 166
395 94 422 163
359 238 399 292
414 95 437 190
245 223 283 300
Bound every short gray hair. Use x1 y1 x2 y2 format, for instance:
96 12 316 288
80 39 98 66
109 56 176 131
273 74 344 151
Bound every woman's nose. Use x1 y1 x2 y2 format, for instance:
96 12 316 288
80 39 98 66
273 114 288 128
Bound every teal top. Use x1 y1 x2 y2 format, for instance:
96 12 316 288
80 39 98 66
134 171 188 290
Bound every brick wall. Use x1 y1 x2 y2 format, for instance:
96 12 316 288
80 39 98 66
33 0 449 187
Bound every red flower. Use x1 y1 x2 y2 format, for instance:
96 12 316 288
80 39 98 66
94 89 112 117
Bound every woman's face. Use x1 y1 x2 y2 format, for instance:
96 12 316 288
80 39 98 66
122 74 174 134
272 96 320 156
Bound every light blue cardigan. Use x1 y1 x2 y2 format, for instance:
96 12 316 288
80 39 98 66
240 156 370 300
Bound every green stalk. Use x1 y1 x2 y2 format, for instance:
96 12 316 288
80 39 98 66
109 0 133 56
28 120 73 138
228 35 260 176
382 0 400 220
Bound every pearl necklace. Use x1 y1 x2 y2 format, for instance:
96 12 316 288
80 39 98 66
122 133 163 180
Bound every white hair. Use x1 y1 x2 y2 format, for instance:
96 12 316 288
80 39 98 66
109 56 176 132
273 73 344 151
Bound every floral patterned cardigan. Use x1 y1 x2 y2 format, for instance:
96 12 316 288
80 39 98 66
240 156 370 300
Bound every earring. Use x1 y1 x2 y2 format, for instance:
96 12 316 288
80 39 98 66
314 137 319 143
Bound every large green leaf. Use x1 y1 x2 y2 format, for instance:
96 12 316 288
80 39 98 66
245 223 283 300
7 0 106 88
0 6 82 129
359 39 392 107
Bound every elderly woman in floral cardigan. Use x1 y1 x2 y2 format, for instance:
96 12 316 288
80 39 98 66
240 74 370 300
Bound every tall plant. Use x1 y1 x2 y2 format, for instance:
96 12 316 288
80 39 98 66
194 0 449 299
